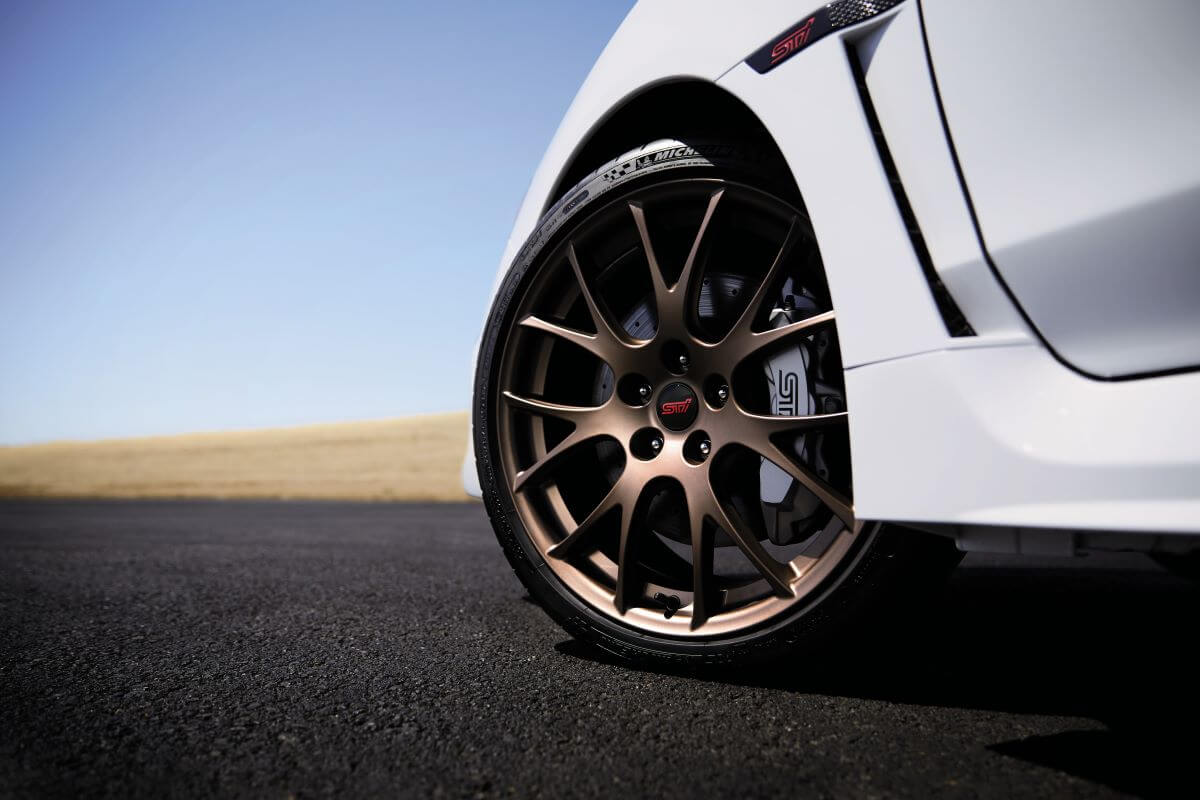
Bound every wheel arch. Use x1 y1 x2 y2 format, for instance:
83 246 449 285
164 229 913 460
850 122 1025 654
466 79 799 500
541 79 797 214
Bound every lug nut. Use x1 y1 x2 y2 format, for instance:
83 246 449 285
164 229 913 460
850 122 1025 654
638 383 652 401
716 385 729 404
698 440 711 456
649 437 663 454
678 354 690 370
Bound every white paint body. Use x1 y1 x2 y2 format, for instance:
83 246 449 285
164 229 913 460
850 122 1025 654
464 1 1200 546
922 0 1200 378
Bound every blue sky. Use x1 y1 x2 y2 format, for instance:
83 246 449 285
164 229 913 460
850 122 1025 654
0 0 633 444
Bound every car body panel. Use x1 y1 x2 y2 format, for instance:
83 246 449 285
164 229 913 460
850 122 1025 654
848 344 1200 534
855 7 1028 338
921 0 1200 378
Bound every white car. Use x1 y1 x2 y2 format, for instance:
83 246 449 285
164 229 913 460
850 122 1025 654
464 0 1200 664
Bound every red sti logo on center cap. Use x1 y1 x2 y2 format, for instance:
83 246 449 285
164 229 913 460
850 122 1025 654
659 398 693 416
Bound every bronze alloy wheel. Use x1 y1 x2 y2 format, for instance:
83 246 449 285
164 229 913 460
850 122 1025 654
475 141 959 662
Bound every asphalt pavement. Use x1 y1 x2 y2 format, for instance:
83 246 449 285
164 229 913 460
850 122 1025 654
1 501 1197 798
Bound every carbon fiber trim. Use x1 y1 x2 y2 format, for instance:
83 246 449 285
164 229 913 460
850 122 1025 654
828 0 903 28
746 0 904 74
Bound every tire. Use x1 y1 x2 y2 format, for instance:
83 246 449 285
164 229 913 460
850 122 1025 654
473 139 960 667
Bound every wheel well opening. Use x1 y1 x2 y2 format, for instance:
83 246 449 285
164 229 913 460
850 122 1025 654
544 80 796 212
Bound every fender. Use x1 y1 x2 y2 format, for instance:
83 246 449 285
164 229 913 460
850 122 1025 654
483 1 806 303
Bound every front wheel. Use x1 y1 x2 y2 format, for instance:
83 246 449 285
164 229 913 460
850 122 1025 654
473 140 959 666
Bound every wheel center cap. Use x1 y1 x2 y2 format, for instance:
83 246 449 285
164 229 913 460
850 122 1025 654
656 382 699 431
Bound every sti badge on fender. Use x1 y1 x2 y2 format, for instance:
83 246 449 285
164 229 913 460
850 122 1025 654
746 0 903 74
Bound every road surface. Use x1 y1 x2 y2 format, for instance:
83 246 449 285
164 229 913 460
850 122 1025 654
1 501 1196 797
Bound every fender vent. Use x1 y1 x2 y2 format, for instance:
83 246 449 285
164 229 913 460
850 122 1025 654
846 43 975 337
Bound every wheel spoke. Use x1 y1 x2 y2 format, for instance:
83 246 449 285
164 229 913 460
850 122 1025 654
737 434 855 528
686 498 715 629
695 484 795 598
629 202 672 323
566 242 629 346
715 214 832 370
501 390 605 425
502 391 611 491
726 216 803 338
630 191 725 336
724 310 836 366
547 471 644 561
675 189 724 309
516 241 634 365
511 427 601 492
518 314 613 365
736 409 847 436
612 500 638 615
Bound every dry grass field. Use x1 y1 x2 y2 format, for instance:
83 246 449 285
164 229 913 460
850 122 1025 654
0 411 474 501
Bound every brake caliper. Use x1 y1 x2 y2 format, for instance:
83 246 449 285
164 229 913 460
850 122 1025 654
760 279 825 545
